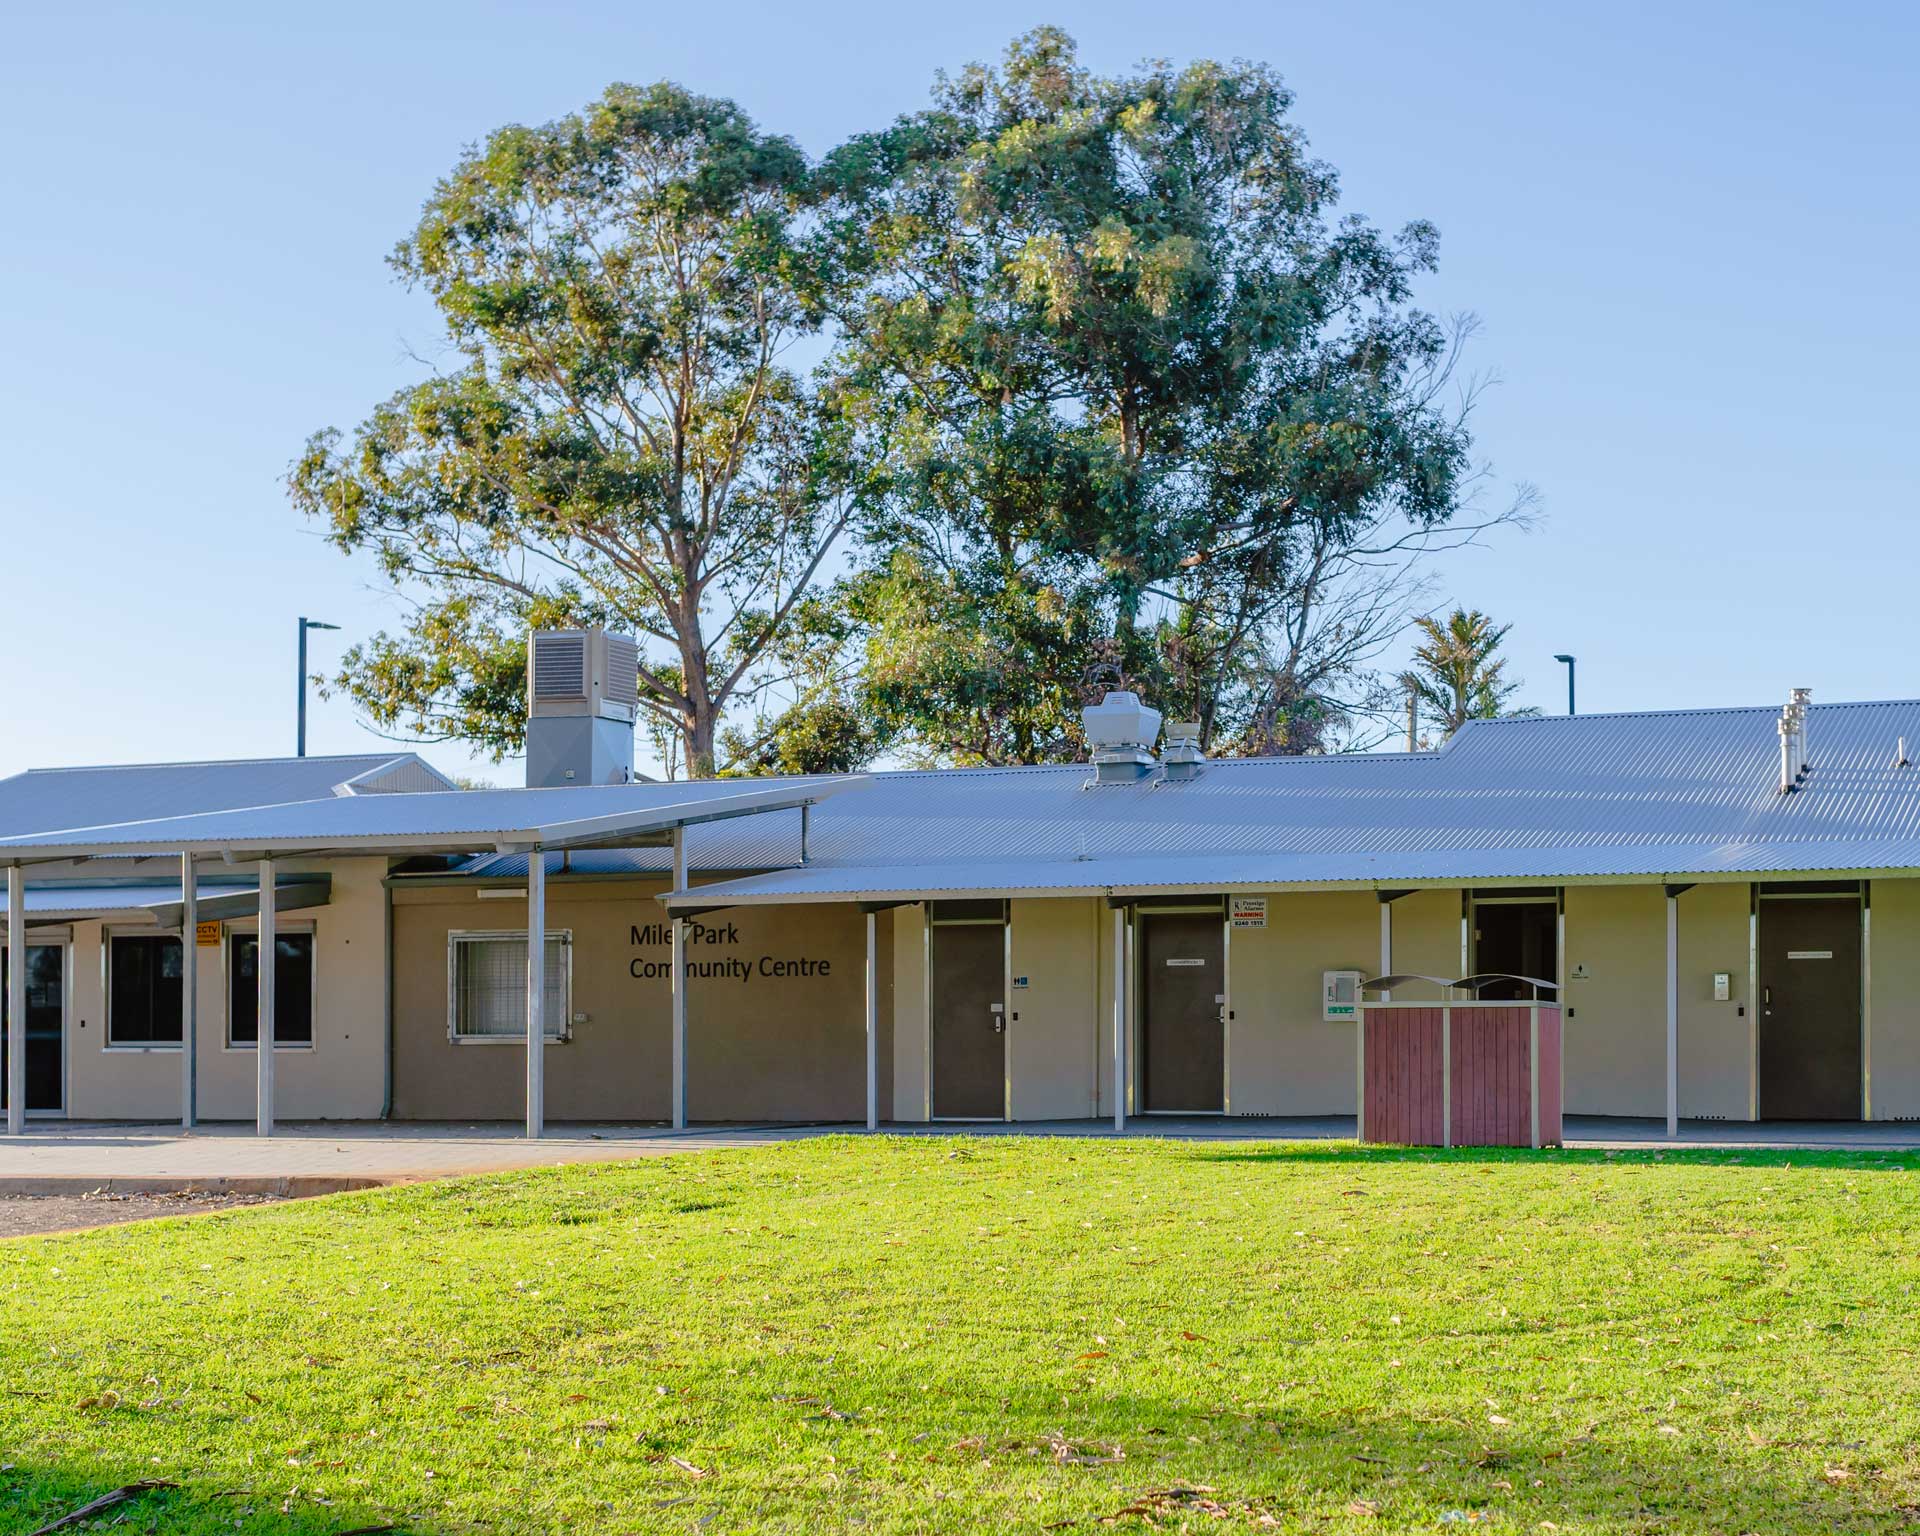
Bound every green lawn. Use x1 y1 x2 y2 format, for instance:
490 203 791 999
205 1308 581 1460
4 1138 1919 1534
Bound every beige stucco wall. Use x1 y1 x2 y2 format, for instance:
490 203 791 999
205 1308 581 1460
1677 883 1752 1120
890 903 928 1120
1388 889 1465 979
889 897 1108 1122
1227 892 1373 1114
389 879 887 1122
60 856 388 1121
1868 877 1920 1119
36 862 1852 1126
1562 884 1666 1116
1008 898 1101 1119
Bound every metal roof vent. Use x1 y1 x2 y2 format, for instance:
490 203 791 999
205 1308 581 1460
526 627 641 788
1777 688 1811 794
1161 721 1206 781
1081 690 1162 784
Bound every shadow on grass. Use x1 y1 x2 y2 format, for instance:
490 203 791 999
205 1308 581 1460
6 1397 1909 1534
2 1461 448 1535
1031 1392 1911 1534
1182 1141 1920 1173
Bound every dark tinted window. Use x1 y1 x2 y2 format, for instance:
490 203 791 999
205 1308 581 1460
108 935 183 1045
229 933 315 1046
929 899 1007 923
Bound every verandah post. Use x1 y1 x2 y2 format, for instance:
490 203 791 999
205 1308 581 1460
257 856 276 1137
671 827 687 1130
526 847 545 1139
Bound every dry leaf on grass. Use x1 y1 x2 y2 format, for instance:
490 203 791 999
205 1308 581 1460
27 1479 176 1536
1045 1431 1124 1467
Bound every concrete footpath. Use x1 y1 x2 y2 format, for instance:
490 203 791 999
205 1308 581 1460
1 1115 1916 1196
0 1122 831 1195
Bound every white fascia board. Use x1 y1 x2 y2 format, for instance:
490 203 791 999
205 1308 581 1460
656 863 1920 909
0 778 870 864
501 778 869 854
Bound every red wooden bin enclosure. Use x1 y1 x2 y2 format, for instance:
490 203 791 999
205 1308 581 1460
1356 975 1562 1148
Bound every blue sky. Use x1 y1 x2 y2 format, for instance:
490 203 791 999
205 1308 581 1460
2 0 1914 782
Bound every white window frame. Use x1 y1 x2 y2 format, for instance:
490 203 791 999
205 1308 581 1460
221 919 319 1052
447 929 572 1045
102 925 185 1052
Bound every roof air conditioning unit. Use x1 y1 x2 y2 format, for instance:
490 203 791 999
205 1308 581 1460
1082 690 1162 784
529 629 640 724
525 628 642 787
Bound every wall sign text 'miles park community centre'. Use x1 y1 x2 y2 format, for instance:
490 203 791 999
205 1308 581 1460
628 920 834 983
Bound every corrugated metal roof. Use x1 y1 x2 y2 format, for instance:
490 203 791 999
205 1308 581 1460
18 883 247 919
661 838 1920 905
0 753 455 836
634 698 1920 904
18 877 332 925
0 776 867 859
17 698 1920 899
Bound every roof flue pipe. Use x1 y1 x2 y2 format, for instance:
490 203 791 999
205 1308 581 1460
1777 688 1811 795
1791 687 1812 777
1081 691 1163 784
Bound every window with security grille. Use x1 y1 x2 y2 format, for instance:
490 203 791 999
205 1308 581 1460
450 933 570 1041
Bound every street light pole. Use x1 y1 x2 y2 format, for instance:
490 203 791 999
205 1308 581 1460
1554 654 1577 716
297 618 341 757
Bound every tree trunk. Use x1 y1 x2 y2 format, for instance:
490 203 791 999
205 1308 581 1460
679 624 719 780
684 706 718 780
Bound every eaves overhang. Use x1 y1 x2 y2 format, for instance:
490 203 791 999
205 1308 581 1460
0 777 869 864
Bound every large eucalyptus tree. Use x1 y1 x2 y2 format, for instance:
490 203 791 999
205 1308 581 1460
819 29 1492 762
291 84 847 778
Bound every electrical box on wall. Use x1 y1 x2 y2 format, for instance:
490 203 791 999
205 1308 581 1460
1712 971 1732 1001
1323 970 1362 1021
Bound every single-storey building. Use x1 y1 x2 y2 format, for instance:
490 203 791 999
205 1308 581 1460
2 631 1913 1137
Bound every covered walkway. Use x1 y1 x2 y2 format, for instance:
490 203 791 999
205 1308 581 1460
3 1115 1915 1197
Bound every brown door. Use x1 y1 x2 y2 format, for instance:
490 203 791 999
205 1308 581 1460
1473 901 1557 1000
930 922 1004 1118
1759 897 1862 1120
1140 913 1224 1112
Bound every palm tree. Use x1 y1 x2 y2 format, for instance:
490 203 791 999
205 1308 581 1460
1407 608 1531 738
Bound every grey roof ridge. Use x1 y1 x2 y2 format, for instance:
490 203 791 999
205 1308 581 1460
332 758 460 795
11 750 433 777
1455 696 1920 729
855 750 1441 784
